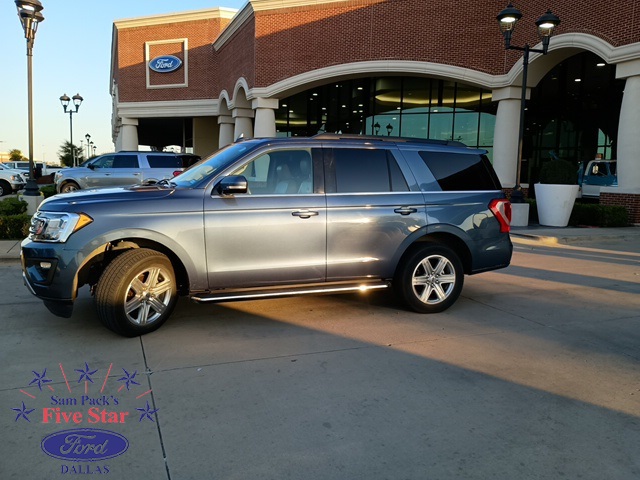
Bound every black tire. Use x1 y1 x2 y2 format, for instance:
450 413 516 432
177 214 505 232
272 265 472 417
395 244 464 314
95 248 177 336
0 180 11 197
60 181 80 193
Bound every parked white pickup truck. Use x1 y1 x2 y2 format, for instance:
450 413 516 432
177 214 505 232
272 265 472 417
578 159 617 198
2 161 63 177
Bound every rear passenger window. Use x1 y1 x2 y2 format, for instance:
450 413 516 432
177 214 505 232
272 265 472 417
333 149 408 193
418 152 500 191
147 155 181 168
111 155 138 168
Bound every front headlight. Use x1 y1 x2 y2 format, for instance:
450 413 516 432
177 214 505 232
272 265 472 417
29 212 93 243
10 174 22 183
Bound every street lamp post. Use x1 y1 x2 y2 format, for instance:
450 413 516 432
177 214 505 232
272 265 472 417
60 92 83 166
497 4 560 202
15 0 44 197
85 133 91 159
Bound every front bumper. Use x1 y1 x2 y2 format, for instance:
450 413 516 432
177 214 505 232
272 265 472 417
21 239 79 317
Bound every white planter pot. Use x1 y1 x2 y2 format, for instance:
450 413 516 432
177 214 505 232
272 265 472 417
535 183 579 227
510 202 530 227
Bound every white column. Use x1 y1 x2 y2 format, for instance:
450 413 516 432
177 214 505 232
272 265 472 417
232 108 254 141
252 98 279 138
616 62 640 190
492 87 528 188
218 115 235 148
118 117 139 151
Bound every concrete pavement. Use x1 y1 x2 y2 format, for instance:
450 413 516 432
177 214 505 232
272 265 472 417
1 231 639 479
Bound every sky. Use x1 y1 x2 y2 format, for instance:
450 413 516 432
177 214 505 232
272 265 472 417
1 0 246 165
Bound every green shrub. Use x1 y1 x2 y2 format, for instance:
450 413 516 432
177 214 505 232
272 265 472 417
40 185 57 198
539 159 578 184
0 214 31 239
527 200 629 227
0 197 28 216
569 203 629 227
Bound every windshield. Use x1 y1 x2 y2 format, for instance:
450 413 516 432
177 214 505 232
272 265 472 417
172 142 259 188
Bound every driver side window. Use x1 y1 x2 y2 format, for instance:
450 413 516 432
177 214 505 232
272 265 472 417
231 149 313 195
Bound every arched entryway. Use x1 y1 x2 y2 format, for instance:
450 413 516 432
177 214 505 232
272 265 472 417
522 51 623 186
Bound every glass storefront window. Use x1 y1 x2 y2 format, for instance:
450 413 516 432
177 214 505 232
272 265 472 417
453 112 479 146
276 76 495 148
429 113 454 141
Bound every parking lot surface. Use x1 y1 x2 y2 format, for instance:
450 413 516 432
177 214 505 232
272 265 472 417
1 233 639 479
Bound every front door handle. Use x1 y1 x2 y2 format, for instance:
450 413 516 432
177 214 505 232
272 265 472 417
292 210 319 219
394 207 417 215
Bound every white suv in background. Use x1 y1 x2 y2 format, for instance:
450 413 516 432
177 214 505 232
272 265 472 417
54 151 201 193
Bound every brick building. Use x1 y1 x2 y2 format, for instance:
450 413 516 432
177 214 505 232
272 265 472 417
110 0 640 221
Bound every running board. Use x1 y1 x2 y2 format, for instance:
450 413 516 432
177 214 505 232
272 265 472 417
190 281 390 303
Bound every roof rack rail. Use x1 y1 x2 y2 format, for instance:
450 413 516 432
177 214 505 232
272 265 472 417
311 133 467 147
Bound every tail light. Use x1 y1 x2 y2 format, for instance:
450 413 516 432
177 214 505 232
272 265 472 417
489 199 512 233
172 170 182 177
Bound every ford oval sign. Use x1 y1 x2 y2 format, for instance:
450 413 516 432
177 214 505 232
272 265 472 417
149 55 183 73
41 428 129 461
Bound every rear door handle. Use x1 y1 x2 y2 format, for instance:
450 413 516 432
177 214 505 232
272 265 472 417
292 210 319 219
394 207 417 215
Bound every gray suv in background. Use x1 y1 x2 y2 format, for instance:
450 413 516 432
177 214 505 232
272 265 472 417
54 151 201 192
22 134 512 336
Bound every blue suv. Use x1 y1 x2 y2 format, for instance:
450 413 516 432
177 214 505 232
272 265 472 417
22 135 512 336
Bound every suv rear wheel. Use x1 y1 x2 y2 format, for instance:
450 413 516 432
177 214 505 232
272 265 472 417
395 244 464 313
95 248 177 336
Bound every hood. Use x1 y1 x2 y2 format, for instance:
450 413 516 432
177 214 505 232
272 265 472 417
39 185 175 212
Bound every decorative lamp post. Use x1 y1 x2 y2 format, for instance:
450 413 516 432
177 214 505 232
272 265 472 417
497 3 560 202
85 133 91 158
60 92 83 166
92 144 96 157
373 122 380 135
15 0 44 196
386 123 393 136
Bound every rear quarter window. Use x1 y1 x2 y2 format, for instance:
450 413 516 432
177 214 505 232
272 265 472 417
147 155 182 168
332 148 408 193
418 151 501 191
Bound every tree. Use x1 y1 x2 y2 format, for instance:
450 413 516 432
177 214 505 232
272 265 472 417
9 149 26 162
58 141 85 167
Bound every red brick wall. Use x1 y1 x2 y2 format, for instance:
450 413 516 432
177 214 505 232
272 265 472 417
601 193 640 224
215 20 257 98
250 0 639 87
117 17 230 102
116 0 640 100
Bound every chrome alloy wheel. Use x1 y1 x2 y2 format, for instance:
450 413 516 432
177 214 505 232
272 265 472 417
124 266 174 325
411 254 457 305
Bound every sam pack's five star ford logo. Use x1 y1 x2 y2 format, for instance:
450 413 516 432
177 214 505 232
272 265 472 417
12 362 159 475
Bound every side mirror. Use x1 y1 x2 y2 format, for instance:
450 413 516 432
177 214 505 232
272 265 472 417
87 164 95 170
216 175 248 195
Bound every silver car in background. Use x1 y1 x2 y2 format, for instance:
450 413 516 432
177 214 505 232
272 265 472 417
54 151 201 193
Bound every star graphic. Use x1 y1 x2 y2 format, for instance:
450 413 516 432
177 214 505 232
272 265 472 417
12 402 35 422
29 368 52 391
75 362 98 383
136 401 158 422
117 368 141 391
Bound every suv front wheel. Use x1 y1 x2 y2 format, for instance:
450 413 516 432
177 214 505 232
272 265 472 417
95 248 178 336
395 244 464 314
60 181 80 193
